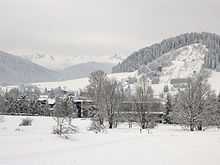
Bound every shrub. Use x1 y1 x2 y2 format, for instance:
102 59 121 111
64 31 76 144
52 125 78 135
88 119 105 133
52 124 78 140
19 118 33 126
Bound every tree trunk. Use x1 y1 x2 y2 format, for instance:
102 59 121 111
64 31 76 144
141 122 146 129
99 116 104 125
190 124 194 131
108 114 114 129
59 124 62 135
114 120 118 128
109 122 113 129
109 116 113 129
197 121 202 131
68 117 72 125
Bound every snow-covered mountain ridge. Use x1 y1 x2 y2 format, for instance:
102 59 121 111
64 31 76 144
23 53 117 71
18 44 219 95
0 50 115 84
152 44 206 83
113 32 220 73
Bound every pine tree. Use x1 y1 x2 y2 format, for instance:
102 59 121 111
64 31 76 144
164 94 172 124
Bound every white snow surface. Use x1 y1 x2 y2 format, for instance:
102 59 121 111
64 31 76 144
0 115 220 165
159 44 206 83
31 71 138 92
208 71 220 94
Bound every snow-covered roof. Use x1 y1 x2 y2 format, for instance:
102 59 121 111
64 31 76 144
48 98 56 105
38 95 49 101
73 99 93 103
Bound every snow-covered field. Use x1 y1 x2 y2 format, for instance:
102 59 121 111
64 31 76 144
31 71 138 92
1 115 220 165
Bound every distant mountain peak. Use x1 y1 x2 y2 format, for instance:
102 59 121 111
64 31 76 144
110 54 124 62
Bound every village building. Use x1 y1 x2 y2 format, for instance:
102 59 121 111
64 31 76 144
118 98 165 123
170 78 188 88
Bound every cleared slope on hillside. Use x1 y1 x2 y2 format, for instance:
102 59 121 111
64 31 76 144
158 44 206 83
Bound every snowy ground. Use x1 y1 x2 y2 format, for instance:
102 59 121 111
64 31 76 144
0 115 220 165
31 71 138 92
208 71 220 94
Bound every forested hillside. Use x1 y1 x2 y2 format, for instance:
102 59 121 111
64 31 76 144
112 32 220 73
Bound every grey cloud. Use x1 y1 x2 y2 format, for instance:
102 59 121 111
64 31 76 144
0 0 220 66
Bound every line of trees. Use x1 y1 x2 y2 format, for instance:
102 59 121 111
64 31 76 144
86 70 220 132
86 70 124 130
86 71 159 132
0 86 67 116
1 70 220 133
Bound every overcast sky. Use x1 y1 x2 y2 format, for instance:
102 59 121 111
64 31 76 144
0 0 220 68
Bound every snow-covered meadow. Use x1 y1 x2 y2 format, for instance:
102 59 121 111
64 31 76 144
1 115 220 165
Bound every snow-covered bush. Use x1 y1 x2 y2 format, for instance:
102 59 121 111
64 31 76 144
88 118 105 133
52 124 78 136
19 118 33 126
146 120 157 129
15 127 23 132
53 97 77 138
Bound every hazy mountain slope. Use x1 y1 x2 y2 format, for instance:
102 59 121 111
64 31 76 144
60 62 114 80
23 53 118 71
23 53 57 70
112 32 220 73
0 51 59 84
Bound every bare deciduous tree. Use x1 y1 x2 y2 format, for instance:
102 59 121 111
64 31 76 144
103 80 124 128
87 70 107 130
172 72 219 131
53 96 77 136
135 76 155 132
